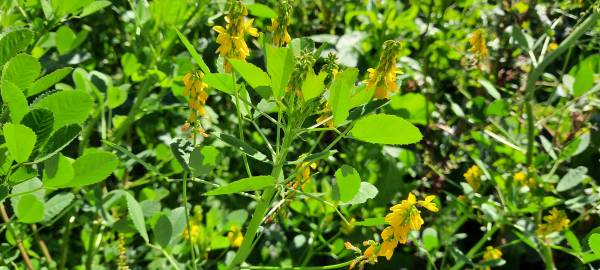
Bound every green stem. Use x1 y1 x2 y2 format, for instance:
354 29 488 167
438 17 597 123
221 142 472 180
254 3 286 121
241 260 353 270
182 171 197 269
228 126 295 269
232 72 253 177
525 12 598 166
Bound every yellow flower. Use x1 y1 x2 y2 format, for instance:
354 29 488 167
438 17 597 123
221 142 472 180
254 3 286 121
548 42 558 52
464 165 483 191
270 0 292 46
365 40 401 99
227 225 244 247
183 71 209 122
213 1 258 72
469 29 489 59
537 208 570 236
418 195 439 212
182 224 202 244
481 246 502 270
513 171 536 188
316 102 334 128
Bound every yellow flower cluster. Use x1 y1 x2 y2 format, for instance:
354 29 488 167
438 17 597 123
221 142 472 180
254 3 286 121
469 29 489 59
464 165 483 191
213 1 259 72
316 102 334 128
183 207 204 244
513 171 536 188
290 162 317 190
366 40 402 99
537 208 570 236
346 193 439 269
183 71 209 122
227 225 244 247
269 0 292 46
480 246 503 270
380 193 438 259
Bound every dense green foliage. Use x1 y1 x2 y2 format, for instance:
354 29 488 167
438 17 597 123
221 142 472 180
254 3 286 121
0 0 599 270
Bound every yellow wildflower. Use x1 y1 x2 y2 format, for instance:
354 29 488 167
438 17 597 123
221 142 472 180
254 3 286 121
316 102 334 128
269 0 292 46
213 1 259 72
548 42 558 52
290 162 316 190
365 40 402 99
182 223 202 244
183 71 209 122
537 208 570 236
469 29 489 59
227 225 244 247
480 246 503 270
464 165 483 191
513 171 536 188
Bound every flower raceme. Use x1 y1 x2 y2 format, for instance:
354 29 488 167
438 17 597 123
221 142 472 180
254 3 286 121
537 208 570 236
269 0 292 47
346 193 438 269
366 40 402 99
213 0 259 72
480 246 503 270
183 71 209 122
469 29 489 59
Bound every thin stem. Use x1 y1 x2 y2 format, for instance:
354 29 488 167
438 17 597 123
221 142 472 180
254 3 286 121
280 185 350 226
0 204 34 270
232 72 253 177
182 171 198 269
241 259 353 270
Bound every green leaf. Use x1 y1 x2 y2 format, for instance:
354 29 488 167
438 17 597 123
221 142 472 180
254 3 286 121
174 28 210 74
33 90 93 130
1 81 29 123
350 114 422 145
37 124 81 162
2 54 41 90
335 165 361 202
355 217 386 226
80 0 112 17
15 194 45 223
330 68 358 126
569 55 599 97
204 73 235 94
121 53 140 77
229 59 271 96
169 138 194 171
55 26 76 55
189 146 220 175
564 230 582 253
422 228 439 251
27 67 73 97
154 214 173 247
213 132 268 162
0 28 34 66
590 233 600 257
266 45 294 99
21 109 54 153
43 154 75 188
121 191 149 242
107 86 128 109
477 79 501 99
389 93 433 125
205 175 274 196
340 182 378 205
69 151 118 187
43 193 74 221
557 166 588 192
3 123 36 163
512 25 532 50
301 70 326 101
246 3 277 18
